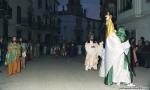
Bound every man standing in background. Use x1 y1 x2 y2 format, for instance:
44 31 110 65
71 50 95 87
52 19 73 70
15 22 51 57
19 38 27 69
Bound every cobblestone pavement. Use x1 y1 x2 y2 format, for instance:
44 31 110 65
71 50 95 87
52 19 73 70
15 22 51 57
0 56 150 90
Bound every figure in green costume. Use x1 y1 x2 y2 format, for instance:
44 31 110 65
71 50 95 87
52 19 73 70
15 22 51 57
104 12 135 86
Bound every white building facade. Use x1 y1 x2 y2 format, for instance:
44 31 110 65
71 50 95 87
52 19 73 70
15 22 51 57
117 0 150 41
57 0 101 43
58 14 101 43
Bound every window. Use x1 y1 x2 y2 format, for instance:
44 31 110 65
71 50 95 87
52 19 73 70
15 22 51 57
17 6 21 24
45 15 48 25
119 0 133 13
3 19 8 39
45 0 48 10
37 33 41 42
57 18 61 25
49 16 52 27
8 7 12 19
28 32 31 41
37 16 41 28
28 9 32 26
126 0 132 10
108 3 115 16
0 1 2 8
38 0 42 9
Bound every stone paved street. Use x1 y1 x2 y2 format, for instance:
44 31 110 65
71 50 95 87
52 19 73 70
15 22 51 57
0 56 150 90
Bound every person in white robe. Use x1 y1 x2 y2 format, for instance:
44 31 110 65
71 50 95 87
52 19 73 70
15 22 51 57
85 35 99 71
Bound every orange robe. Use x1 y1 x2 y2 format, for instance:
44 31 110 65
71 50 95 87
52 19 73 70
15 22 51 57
6 43 21 76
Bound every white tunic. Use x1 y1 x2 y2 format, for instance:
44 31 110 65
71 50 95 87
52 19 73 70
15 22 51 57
85 42 99 68
113 40 131 84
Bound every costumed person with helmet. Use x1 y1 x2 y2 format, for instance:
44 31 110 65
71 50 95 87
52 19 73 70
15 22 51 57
104 12 135 86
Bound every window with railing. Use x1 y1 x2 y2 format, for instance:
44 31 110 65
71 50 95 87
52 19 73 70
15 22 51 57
119 0 133 13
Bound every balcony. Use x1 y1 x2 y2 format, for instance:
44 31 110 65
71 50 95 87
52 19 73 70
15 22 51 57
16 17 60 32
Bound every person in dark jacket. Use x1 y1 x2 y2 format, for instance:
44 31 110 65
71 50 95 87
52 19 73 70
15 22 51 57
0 36 6 72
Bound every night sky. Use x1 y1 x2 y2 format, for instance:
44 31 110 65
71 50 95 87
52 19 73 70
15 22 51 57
58 0 100 20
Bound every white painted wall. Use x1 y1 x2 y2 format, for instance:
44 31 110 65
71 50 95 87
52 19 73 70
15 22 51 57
58 14 101 42
123 16 150 41
117 0 150 41
59 15 76 42
142 0 150 12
